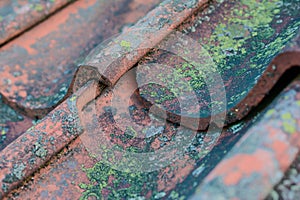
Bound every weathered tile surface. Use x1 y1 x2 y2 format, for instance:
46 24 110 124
0 0 300 199
0 0 72 45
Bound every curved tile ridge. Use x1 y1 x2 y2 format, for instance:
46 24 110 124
131 0 300 131
74 31 300 131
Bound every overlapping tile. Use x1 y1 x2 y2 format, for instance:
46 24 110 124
73 0 300 131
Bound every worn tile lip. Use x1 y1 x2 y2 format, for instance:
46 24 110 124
0 0 300 199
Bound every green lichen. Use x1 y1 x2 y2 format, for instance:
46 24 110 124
70 95 77 102
203 0 283 66
281 112 297 134
266 109 276 117
120 40 131 51
1 129 6 136
32 141 48 158
142 0 300 116
3 163 26 183
79 162 158 200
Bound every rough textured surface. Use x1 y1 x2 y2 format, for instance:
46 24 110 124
0 0 161 118
0 0 73 45
0 0 300 199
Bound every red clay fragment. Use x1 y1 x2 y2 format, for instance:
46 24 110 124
0 0 72 45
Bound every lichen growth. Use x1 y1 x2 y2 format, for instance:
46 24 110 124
120 40 131 51
79 162 158 200
34 4 44 12
199 0 300 108
281 112 297 134
32 141 48 158
3 163 26 183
